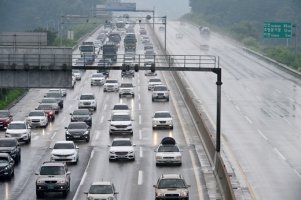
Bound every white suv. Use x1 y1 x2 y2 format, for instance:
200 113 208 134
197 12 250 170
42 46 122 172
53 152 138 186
119 83 134 98
104 79 119 92
152 111 173 129
90 73 106 86
85 182 118 200
78 93 97 111
26 110 48 128
109 113 133 135
148 78 162 90
5 121 31 144
152 85 169 102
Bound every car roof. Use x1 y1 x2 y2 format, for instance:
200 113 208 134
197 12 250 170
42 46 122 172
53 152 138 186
0 153 11 158
42 161 66 167
154 111 170 114
69 121 87 125
112 112 130 116
113 138 131 142
10 120 26 124
91 181 113 186
81 93 94 96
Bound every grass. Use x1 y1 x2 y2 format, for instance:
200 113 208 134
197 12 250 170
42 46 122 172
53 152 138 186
0 89 26 109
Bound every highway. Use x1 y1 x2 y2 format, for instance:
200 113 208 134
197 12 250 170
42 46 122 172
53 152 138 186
157 21 301 199
0 24 216 200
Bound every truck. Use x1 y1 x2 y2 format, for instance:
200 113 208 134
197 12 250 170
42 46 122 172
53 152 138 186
124 33 137 51
102 42 118 63
79 42 96 64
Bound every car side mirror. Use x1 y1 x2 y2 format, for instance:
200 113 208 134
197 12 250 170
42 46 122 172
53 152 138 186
70 113 72 115
133 144 136 147
76 146 79 149
49 147 53 149
84 192 88 195
153 185 157 188
187 185 191 188
35 172 39 175
66 171 71 175
107 144 111 147
65 127 67 129
114 192 119 194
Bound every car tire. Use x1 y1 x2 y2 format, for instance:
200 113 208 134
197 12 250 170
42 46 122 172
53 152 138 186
62 190 68 197
94 107 97 111
86 136 90 143
152 98 155 102
166 98 169 102
36 191 43 198
52 117 55 122
132 94 135 98
26 137 31 144
119 94 122 98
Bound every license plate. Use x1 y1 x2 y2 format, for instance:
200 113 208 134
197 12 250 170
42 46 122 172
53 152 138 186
48 184 55 189
74 136 80 138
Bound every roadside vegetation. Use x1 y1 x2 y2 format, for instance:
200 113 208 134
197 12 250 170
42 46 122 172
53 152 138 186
0 89 26 110
182 0 301 70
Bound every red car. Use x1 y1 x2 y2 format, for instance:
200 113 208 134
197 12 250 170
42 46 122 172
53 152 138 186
36 104 56 121
0 110 13 129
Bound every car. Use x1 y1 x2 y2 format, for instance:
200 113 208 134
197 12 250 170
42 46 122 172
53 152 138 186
97 68 110 78
26 110 48 128
153 174 190 200
48 88 66 97
121 69 135 78
72 70 82 80
35 162 71 198
144 44 154 51
152 111 173 129
0 153 15 179
145 70 157 76
65 122 90 142
148 78 162 90
35 104 56 121
158 26 165 31
108 138 135 161
0 110 13 129
44 92 64 108
91 73 106 86
111 104 131 115
109 113 133 135
155 137 182 165
119 83 134 98
50 141 79 164
78 93 97 111
5 121 31 144
40 98 60 113
104 79 119 92
70 109 92 126
85 181 118 200
0 138 21 163
152 85 170 102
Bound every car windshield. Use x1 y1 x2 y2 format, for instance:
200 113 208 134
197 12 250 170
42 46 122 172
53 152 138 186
158 179 186 189
41 98 57 103
73 110 89 115
0 140 16 147
106 80 118 84
154 112 171 118
89 185 113 194
68 123 87 129
158 145 179 152
112 115 131 121
149 79 161 83
92 74 104 78
29 111 44 117
37 105 53 110
53 143 75 149
0 111 9 117
113 105 129 110
40 166 65 175
154 86 167 91
8 123 26 129
120 83 133 88
112 140 131 146
73 70 80 74
0 158 9 164
80 95 94 100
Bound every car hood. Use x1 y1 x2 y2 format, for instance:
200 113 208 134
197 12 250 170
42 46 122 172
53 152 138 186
88 193 114 199
72 115 90 119
52 149 76 155
67 129 87 133
153 117 172 121
37 175 66 182
110 121 131 126
105 83 118 86
0 147 14 152
0 117 9 121
156 152 181 157
27 116 46 120
110 146 134 152
6 129 27 134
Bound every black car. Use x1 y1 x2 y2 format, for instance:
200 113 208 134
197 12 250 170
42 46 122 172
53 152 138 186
0 153 14 179
65 122 90 142
0 138 21 163
70 109 92 126
44 93 64 109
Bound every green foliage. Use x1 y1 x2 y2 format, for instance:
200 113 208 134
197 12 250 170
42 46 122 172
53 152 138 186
0 89 25 109
31 27 57 45
229 21 258 41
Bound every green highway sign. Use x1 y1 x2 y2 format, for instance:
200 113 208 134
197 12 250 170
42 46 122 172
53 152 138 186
263 22 292 38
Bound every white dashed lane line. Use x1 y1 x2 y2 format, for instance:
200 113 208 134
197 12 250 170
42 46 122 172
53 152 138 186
257 129 268 141
51 132 57 140
139 115 142 125
273 148 286 161
244 115 253 124
138 170 143 185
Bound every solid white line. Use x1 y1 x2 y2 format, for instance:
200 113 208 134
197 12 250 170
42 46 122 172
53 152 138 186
275 89 281 94
140 147 143 158
95 131 100 140
138 86 140 92
100 116 104 123
257 129 268 141
139 129 142 140
138 170 143 185
51 132 57 140
274 148 286 161
139 115 142 125
244 116 253 124
32 136 39 141
235 105 241 111
104 104 107 110
90 150 94 159
79 172 87 186
139 103 141 110
294 169 301 179
138 94 141 100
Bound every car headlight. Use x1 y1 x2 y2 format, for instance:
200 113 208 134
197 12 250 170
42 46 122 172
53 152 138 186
66 131 71 135
36 180 43 184
156 156 162 159
129 151 134 154
110 151 115 154
10 148 17 154
108 197 115 200
83 131 89 135
4 166 9 170
180 191 188 196
87 196 94 200
155 192 164 197
58 179 66 184
5 118 10 122
176 156 182 159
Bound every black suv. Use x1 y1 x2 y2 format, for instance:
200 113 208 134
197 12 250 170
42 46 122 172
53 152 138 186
35 162 71 198
0 153 15 179
70 109 92 126
0 138 21 164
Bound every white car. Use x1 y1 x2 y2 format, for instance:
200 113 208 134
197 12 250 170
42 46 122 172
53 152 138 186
155 137 182 166
109 113 133 135
26 110 49 127
48 88 66 97
148 78 162 90
108 138 135 161
90 73 106 86
119 83 134 98
85 182 118 200
104 79 119 92
78 93 97 111
72 70 82 80
152 111 173 129
111 104 131 116
50 141 79 164
5 121 31 144
152 85 170 102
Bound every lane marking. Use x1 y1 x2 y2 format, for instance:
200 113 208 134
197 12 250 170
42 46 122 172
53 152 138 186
138 86 140 92
95 130 100 140
140 147 143 158
32 136 39 141
79 172 87 186
294 169 301 179
138 103 141 110
138 94 141 100
139 129 142 140
138 170 143 185
104 104 107 110
51 132 57 140
274 148 286 161
275 89 281 94
257 129 268 141
100 115 104 123
235 105 241 111
139 115 142 125
288 97 294 102
244 116 253 124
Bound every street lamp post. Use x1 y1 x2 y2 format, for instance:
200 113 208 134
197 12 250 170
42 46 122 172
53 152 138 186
163 16 167 52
